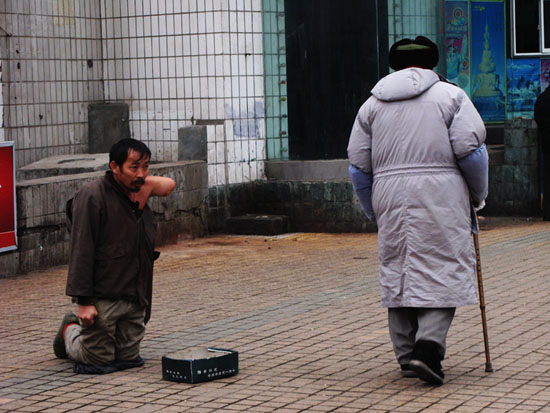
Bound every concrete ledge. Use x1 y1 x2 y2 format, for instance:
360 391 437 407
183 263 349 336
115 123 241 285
17 153 110 181
226 214 290 235
1 161 208 277
265 160 349 181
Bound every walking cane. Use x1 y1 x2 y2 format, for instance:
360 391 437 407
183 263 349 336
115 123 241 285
473 232 493 373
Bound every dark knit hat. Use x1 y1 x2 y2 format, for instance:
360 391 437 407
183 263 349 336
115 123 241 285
388 36 439 71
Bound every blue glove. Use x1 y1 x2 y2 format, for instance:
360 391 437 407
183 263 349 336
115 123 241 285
349 164 375 222
457 143 489 204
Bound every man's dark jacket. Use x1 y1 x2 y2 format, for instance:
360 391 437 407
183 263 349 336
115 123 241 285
66 171 157 323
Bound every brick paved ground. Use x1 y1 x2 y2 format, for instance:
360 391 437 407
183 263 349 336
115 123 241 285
1 217 549 412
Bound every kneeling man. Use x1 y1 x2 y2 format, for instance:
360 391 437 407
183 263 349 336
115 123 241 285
53 138 176 373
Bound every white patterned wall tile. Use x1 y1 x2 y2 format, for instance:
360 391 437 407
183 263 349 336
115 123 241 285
159 15 168 36
236 162 245 184
237 10 246 31
249 160 259 181
198 12 206 34
207 141 216 163
198 99 207 118
225 162 234 184
253 75 264 97
215 164 226 185
207 99 217 119
207 164 217 186
216 141 225 164
249 138 258 160
214 124 224 142
204 123 214 142
191 76 200 97
225 139 234 162
234 140 244 162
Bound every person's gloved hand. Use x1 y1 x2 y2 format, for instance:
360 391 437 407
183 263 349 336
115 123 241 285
474 199 486 212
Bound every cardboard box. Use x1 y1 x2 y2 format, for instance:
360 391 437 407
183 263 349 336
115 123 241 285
162 347 238 384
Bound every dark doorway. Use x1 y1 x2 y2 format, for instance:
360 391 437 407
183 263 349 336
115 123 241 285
285 0 388 160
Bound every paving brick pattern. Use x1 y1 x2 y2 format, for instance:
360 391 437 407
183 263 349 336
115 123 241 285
1 218 549 412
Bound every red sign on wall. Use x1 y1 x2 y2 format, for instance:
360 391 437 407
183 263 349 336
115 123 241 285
0 142 17 252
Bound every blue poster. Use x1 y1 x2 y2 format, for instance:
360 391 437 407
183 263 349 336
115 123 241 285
445 1 470 93
541 59 550 91
506 58 540 119
471 1 506 122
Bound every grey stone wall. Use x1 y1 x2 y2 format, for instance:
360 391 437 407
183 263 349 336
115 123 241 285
208 160 376 233
209 133 543 233
149 162 209 244
0 161 208 277
485 119 540 215
208 180 377 233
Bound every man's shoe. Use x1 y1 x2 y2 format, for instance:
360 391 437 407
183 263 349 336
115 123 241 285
53 312 79 359
409 340 445 385
400 364 418 378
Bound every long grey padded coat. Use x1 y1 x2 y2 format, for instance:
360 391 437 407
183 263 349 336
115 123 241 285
347 68 486 308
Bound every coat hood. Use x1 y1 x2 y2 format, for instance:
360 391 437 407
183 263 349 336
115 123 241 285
371 68 440 102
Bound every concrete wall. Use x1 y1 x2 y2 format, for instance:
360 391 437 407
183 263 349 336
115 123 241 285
220 180 377 233
208 160 377 233
484 119 540 215
0 161 208 277
209 138 542 233
1 1 267 189
0 0 104 167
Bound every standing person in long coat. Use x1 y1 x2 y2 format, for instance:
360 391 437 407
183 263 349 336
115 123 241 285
347 36 488 384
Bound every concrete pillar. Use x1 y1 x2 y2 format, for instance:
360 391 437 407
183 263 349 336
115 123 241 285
178 125 207 161
88 103 130 153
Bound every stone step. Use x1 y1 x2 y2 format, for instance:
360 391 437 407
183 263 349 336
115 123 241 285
226 214 289 235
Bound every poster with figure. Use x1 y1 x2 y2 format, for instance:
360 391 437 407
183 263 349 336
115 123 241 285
506 58 540 119
471 1 506 122
541 60 550 91
0 142 17 252
445 1 470 93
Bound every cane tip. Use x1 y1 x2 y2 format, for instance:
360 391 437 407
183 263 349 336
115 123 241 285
485 362 493 373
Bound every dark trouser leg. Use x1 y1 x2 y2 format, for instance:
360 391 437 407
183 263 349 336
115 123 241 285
114 301 146 361
388 307 456 365
388 307 418 366
415 308 456 360
409 308 456 384
65 299 145 366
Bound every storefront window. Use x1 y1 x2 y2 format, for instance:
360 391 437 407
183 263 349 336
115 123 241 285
512 0 550 55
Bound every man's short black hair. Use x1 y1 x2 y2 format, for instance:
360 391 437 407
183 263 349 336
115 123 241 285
109 138 152 167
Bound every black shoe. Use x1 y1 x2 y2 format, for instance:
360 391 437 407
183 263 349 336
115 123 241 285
409 340 445 385
53 312 79 359
400 364 418 378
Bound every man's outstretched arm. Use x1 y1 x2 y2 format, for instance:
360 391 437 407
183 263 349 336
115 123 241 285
133 175 176 208
146 175 176 197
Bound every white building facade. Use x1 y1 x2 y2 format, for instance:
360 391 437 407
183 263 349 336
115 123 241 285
0 0 287 188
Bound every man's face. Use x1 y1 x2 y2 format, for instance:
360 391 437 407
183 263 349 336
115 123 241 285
110 149 150 193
